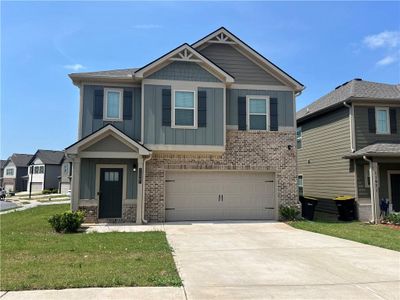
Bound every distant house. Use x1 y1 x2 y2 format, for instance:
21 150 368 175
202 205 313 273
27 150 66 193
297 79 400 223
2 154 33 192
0 160 7 187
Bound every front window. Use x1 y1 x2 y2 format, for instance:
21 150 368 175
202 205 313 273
173 90 196 128
376 107 390 134
364 165 370 187
297 175 304 196
5 168 14 176
104 88 123 121
34 166 44 174
297 127 302 149
247 96 269 130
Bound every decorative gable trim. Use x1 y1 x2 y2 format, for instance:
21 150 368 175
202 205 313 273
134 44 235 83
192 27 304 92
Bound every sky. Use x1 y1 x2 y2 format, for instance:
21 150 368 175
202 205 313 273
1 1 399 159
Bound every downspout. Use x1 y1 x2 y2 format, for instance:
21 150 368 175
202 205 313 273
343 101 355 152
141 153 152 224
363 156 377 224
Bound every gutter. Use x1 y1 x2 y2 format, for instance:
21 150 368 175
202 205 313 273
343 101 355 152
363 156 377 224
141 153 152 224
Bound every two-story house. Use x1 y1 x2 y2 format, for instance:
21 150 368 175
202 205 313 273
65 27 304 224
27 150 66 193
2 154 33 192
297 79 400 223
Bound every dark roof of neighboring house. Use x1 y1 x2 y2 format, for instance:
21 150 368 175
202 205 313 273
7 154 34 167
29 150 65 165
343 143 400 158
0 160 7 169
297 79 400 122
69 68 138 79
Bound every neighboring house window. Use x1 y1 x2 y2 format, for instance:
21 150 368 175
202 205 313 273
298 175 304 196
173 90 197 128
296 127 302 149
364 165 370 187
34 166 44 174
5 168 14 176
247 96 269 130
376 107 390 134
104 88 123 121
63 164 69 175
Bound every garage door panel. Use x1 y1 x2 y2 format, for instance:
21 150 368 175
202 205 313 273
166 171 275 221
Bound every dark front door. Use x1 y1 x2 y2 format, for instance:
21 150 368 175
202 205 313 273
391 174 400 212
99 168 123 218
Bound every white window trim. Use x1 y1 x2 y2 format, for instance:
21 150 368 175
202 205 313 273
5 168 14 176
172 89 198 129
103 88 124 121
375 106 390 135
297 126 303 149
364 164 370 187
246 95 270 131
33 165 45 174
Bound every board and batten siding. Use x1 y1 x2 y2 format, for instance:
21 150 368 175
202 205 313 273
298 107 355 199
80 158 138 200
199 43 285 85
81 85 141 141
227 89 294 127
354 106 400 150
143 84 224 146
147 61 221 82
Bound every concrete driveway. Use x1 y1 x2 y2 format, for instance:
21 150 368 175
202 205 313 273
165 221 400 300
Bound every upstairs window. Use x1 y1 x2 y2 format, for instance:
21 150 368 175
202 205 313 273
173 90 196 128
5 168 14 176
247 96 269 130
297 175 304 196
376 107 390 134
297 127 303 149
33 166 44 174
104 88 123 121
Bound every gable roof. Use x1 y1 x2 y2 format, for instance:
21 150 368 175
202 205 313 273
29 150 65 165
192 27 304 91
343 143 400 159
297 79 400 122
0 160 7 170
7 154 33 167
134 43 235 83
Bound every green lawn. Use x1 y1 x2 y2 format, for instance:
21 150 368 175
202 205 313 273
290 219 400 251
0 204 181 291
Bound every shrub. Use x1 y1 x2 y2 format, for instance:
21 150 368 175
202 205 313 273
384 212 400 225
42 188 58 195
279 205 301 221
42 189 52 195
48 210 85 233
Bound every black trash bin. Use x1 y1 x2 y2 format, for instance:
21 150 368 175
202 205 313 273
299 196 318 220
334 196 356 221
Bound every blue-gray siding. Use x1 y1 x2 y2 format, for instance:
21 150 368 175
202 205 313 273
147 61 221 82
200 44 285 85
80 158 138 200
82 85 141 140
144 84 224 145
44 165 61 190
227 89 294 127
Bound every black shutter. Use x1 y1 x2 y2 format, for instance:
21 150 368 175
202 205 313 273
162 89 171 126
368 108 376 133
390 108 397 134
198 90 207 127
238 96 246 130
93 89 104 119
123 90 133 120
270 98 278 131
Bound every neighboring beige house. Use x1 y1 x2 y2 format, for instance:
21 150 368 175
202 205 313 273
65 27 304 224
2 154 33 192
297 79 400 223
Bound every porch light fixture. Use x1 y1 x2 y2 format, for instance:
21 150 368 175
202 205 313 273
133 164 137 172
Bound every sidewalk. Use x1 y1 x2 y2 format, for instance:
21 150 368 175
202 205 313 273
0 200 70 215
0 287 186 300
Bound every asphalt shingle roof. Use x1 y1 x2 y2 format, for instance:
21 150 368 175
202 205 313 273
32 150 65 165
343 143 400 158
70 68 138 79
9 154 34 167
297 79 400 121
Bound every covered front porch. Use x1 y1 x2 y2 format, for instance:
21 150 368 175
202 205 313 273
65 125 151 224
345 143 400 223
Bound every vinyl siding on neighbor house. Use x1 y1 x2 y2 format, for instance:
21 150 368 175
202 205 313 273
81 85 141 141
354 106 400 150
227 89 294 127
143 84 224 146
298 107 355 199
44 165 61 190
199 43 285 85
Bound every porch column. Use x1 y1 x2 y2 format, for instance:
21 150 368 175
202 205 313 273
136 157 144 224
71 157 81 211
369 161 379 224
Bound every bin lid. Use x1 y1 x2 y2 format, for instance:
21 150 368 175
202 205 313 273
303 196 318 201
334 195 355 201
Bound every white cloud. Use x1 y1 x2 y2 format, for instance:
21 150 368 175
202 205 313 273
363 31 400 49
64 64 85 71
376 54 398 66
132 24 162 29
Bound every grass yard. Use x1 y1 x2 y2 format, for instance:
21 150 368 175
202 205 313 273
290 220 400 251
0 204 181 291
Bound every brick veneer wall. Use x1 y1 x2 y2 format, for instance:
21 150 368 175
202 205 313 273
78 203 137 223
144 130 298 222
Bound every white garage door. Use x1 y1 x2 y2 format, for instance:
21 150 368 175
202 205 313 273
4 184 14 192
30 182 43 193
165 171 275 221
